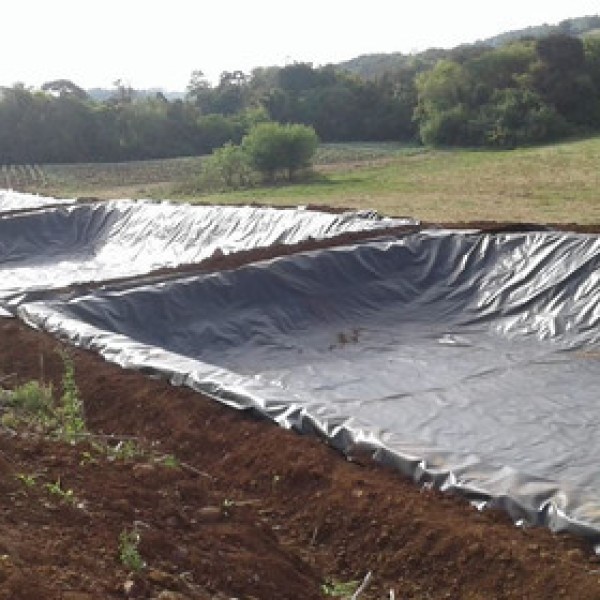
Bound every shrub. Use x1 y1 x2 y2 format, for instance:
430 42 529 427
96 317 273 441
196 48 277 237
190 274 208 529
241 122 318 181
198 142 255 191
0 351 85 440
57 351 85 441
4 380 55 421
119 527 145 572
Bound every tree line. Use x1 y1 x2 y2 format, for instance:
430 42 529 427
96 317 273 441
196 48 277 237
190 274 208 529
1 28 600 163
415 34 600 147
0 80 263 163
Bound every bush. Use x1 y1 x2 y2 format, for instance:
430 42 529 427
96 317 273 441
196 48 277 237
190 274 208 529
418 105 474 146
241 122 318 181
198 142 255 191
485 88 567 147
5 380 54 417
195 114 241 154
0 351 85 440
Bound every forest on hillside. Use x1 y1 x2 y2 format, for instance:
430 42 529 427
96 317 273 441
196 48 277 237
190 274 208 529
340 15 600 77
1 15 600 163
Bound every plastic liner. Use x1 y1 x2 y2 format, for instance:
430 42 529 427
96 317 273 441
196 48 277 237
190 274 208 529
0 189 74 213
19 230 600 548
0 198 412 310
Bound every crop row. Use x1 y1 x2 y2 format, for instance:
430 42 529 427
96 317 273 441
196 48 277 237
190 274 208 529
1 164 47 189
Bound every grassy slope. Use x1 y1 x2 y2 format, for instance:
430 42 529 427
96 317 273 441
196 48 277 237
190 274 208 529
20 138 600 224
187 138 600 224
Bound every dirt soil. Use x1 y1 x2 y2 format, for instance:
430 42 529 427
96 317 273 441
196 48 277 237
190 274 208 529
0 221 599 599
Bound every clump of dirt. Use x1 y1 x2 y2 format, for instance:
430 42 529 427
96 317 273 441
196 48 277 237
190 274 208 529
422 220 600 234
0 318 599 599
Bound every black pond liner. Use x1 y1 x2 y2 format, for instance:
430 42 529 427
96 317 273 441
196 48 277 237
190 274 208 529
18 229 600 550
0 197 411 312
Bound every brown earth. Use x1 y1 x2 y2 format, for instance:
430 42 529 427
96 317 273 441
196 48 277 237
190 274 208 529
422 221 600 234
0 220 599 599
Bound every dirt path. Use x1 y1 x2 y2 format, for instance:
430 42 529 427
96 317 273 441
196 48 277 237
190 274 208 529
0 318 599 599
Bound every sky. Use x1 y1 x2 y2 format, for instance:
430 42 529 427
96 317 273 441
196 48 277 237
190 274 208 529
4 1 599 92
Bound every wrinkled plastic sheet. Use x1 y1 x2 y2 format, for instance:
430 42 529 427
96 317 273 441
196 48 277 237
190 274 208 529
0 198 411 311
19 230 600 548
0 189 75 213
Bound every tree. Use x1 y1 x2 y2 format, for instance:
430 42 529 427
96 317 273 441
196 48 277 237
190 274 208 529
536 34 585 71
277 62 322 91
415 60 475 145
41 79 88 100
413 32 600 147
208 71 248 115
583 37 600 125
584 36 600 91
466 41 536 97
186 69 250 116
484 88 565 148
241 122 318 180
186 70 214 113
532 35 595 125
194 113 240 153
416 60 471 112
109 79 135 105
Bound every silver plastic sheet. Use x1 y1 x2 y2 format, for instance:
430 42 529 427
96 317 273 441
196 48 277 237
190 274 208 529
19 230 600 547
0 189 74 213
0 199 410 310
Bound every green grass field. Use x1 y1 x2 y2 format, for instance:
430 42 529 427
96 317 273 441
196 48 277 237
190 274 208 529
10 137 600 224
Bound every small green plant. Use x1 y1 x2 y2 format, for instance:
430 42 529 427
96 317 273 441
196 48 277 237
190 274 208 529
0 351 86 442
16 473 37 487
79 450 98 466
56 350 85 442
321 578 360 597
156 453 179 468
119 527 145 572
5 380 54 414
2 380 56 430
107 439 144 461
45 478 76 504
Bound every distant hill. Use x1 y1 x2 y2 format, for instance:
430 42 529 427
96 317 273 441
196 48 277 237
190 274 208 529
86 87 185 102
339 14 600 79
482 14 600 46
337 47 450 80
